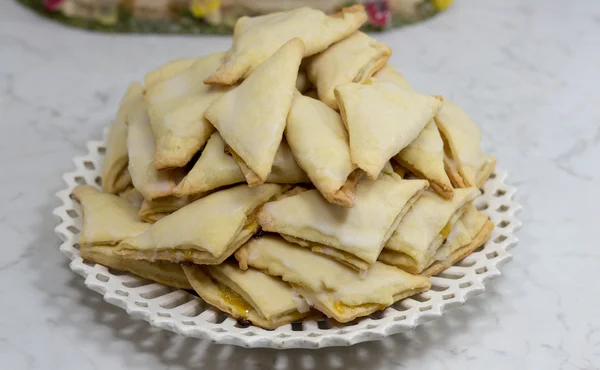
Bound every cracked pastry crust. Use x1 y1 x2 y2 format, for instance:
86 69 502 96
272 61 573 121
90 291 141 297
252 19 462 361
286 93 362 207
102 82 143 194
258 172 428 271
182 263 310 329
205 39 304 184
379 188 480 274
306 31 391 110
235 235 431 323
335 80 444 180
204 5 367 85
115 184 285 265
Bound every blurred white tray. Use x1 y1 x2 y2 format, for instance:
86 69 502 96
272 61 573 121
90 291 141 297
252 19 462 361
54 133 521 349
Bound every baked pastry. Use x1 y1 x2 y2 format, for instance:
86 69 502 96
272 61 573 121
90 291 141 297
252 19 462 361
182 263 310 329
422 205 494 276
306 32 391 110
234 138 309 187
73 185 149 246
101 82 143 194
118 187 144 209
205 39 304 184
126 95 178 200
379 187 480 274
235 235 431 323
259 173 428 271
144 58 197 88
115 184 285 264
372 64 412 89
80 245 192 289
286 93 361 207
173 132 245 196
174 133 308 196
138 195 199 223
394 121 454 199
78 8 502 329
372 68 452 198
145 52 228 170
434 100 496 188
204 5 367 85
335 80 443 180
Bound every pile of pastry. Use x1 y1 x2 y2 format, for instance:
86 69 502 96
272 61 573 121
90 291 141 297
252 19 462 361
73 5 496 329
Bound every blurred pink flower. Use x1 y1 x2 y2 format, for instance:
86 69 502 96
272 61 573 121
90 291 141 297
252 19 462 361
364 0 391 27
44 0 65 10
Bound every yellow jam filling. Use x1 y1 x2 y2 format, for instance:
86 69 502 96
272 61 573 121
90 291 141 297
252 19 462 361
440 222 453 239
333 302 383 314
218 285 252 316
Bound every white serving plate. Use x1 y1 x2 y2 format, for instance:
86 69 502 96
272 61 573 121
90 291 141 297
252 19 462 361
53 132 521 349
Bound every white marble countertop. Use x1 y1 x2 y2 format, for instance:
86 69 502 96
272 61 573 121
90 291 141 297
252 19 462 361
1 0 599 369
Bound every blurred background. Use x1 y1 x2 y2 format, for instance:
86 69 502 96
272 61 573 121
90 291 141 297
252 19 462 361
19 0 455 33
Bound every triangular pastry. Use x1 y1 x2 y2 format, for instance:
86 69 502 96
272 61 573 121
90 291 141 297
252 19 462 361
182 263 310 329
205 39 304 184
286 93 361 207
102 82 143 194
258 173 428 271
235 235 431 323
80 245 192 289
204 5 367 85
72 185 150 246
115 184 285 265
145 52 228 170
335 80 444 180
379 187 480 274
127 96 178 200
394 121 454 199
372 64 412 89
306 32 391 110
434 100 496 188
138 195 199 223
144 58 197 89
233 138 309 187
174 132 245 196
174 133 308 196
422 205 494 276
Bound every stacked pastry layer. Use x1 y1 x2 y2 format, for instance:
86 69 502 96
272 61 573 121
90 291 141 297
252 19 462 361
80 5 496 329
